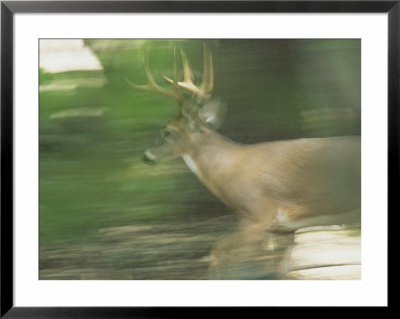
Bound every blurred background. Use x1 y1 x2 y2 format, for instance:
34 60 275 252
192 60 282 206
39 39 361 280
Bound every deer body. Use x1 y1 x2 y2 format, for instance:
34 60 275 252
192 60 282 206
175 124 360 227
129 46 361 278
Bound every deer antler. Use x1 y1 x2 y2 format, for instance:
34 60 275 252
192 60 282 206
125 53 183 103
128 45 214 105
199 44 214 94
160 44 214 103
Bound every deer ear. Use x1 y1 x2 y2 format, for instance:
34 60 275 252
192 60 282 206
199 99 227 129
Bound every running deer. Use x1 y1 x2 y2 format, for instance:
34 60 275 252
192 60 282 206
127 46 361 279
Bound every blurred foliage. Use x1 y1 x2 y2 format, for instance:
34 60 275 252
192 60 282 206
39 39 360 279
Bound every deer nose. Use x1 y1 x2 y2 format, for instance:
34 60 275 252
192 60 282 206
142 151 156 165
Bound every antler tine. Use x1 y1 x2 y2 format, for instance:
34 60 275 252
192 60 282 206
159 46 186 103
172 49 208 98
174 46 181 83
125 53 182 102
180 49 195 84
199 44 214 94
160 46 181 87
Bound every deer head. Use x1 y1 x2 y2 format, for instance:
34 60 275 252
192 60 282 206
126 45 226 164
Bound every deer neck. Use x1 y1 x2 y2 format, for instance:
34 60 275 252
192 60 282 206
182 126 240 191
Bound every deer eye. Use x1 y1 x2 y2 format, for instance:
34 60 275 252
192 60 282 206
162 128 174 138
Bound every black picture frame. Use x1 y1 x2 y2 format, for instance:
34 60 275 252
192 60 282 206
1 1 395 317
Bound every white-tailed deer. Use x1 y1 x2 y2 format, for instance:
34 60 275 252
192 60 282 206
127 45 361 279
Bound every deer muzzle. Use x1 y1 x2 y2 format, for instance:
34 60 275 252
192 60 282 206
142 150 157 165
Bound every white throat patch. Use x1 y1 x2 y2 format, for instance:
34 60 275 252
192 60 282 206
182 155 201 178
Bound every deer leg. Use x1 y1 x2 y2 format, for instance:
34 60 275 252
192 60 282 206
270 231 296 279
208 220 265 279
208 216 294 279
